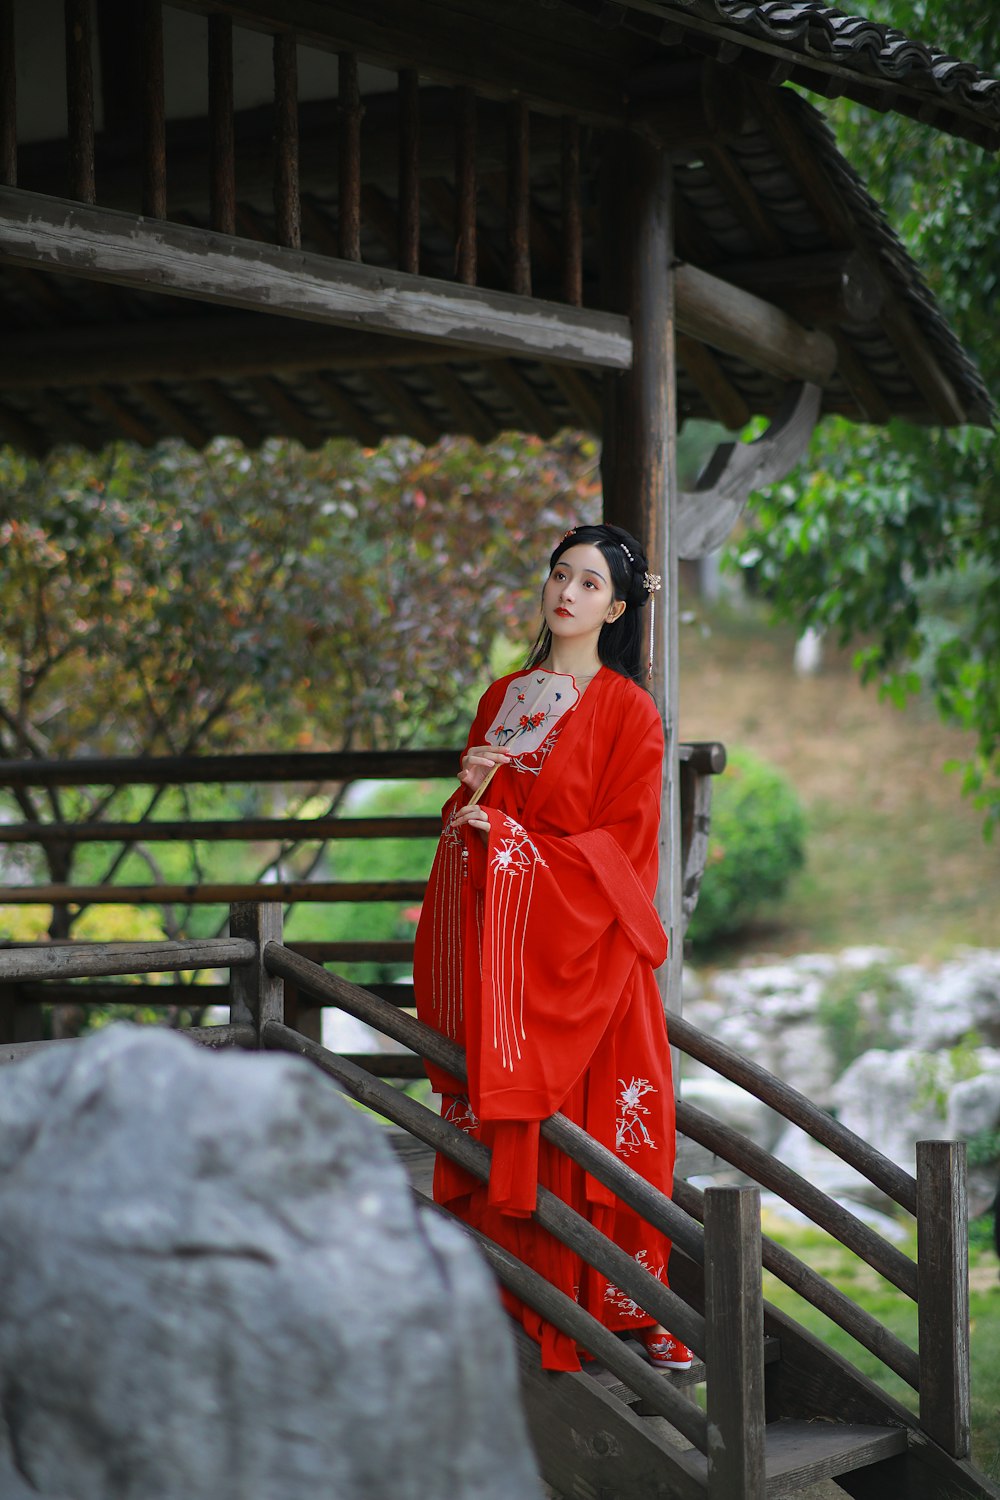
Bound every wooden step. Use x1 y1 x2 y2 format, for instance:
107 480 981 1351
673 1419 909 1497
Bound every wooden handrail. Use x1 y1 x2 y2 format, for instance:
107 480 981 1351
0 938 256 983
676 1100 918 1300
262 1019 707 1358
262 943 922 1386
668 1010 917 1215
0 816 443 844
0 880 427 906
0 741 726 790
421 1194 710 1452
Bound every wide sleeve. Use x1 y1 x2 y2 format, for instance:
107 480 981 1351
469 688 666 1126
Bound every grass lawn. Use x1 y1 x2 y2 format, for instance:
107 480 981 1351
761 1212 1000 1474
678 598 1000 959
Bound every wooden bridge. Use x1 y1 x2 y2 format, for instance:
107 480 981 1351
0 751 997 1500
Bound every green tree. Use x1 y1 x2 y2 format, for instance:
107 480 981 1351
0 431 601 945
733 2 1000 829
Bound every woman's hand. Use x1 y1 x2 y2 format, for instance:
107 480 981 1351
450 802 492 842
458 745 510 795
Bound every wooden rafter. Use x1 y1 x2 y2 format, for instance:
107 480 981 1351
421 364 494 444
193 379 263 447
676 333 751 431
247 374 325 448
0 189 632 369
490 360 558 439
85 388 158 447
365 368 439 446
306 372 382 447
134 381 213 450
675 263 837 385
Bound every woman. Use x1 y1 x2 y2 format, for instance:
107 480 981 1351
413 523 689 1374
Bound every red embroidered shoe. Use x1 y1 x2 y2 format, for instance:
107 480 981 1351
643 1329 694 1371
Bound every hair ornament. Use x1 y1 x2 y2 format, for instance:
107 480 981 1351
619 540 635 564
644 571 662 594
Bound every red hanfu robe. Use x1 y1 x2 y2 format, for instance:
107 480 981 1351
413 664 676 1371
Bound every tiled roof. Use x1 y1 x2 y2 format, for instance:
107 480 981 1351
574 1 1000 149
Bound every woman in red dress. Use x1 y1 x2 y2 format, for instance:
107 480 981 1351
414 523 689 1374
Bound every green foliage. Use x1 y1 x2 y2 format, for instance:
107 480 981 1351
0 431 601 943
816 964 912 1076
686 748 806 949
910 1031 984 1120
731 1 1000 831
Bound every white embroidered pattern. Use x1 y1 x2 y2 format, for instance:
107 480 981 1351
616 1077 657 1157
443 1095 480 1134
489 815 547 1072
604 1250 666 1319
429 820 464 1039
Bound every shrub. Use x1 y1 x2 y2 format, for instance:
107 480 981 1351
817 963 913 1075
686 748 806 950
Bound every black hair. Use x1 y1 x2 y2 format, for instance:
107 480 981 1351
524 523 653 685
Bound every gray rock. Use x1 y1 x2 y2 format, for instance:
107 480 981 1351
0 1025 541 1500
946 1062 1000 1141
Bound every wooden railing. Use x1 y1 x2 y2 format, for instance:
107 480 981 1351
0 744 724 1034
0 900 974 1495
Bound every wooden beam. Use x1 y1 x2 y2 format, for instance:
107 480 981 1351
827 329 891 424
676 332 751 430
0 189 632 369
917 1141 971 1460
677 381 821 559
0 0 17 188
674 262 837 385
0 314 497 389
712 249 883 325
704 143 786 258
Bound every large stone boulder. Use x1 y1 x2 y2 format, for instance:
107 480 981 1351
0 1025 542 1500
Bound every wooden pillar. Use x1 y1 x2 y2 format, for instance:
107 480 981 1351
208 15 236 235
65 0 96 204
600 134 681 1022
229 902 284 1045
140 0 166 219
273 33 300 250
916 1139 971 1458
0 0 16 189
705 1184 766 1499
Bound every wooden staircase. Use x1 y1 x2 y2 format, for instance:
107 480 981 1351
257 938 1000 1500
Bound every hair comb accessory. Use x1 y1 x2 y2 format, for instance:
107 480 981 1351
644 572 662 680
562 527 577 540
619 540 635 564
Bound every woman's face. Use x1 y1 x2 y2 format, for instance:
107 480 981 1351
542 543 623 647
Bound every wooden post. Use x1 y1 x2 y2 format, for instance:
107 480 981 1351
561 115 581 307
506 98 530 296
229 902 284 1045
0 0 16 188
273 32 300 250
916 1139 971 1458
454 87 476 286
140 0 166 219
338 51 362 262
705 1184 766 1499
64 0 96 204
398 67 419 274
208 15 236 235
600 135 682 1024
